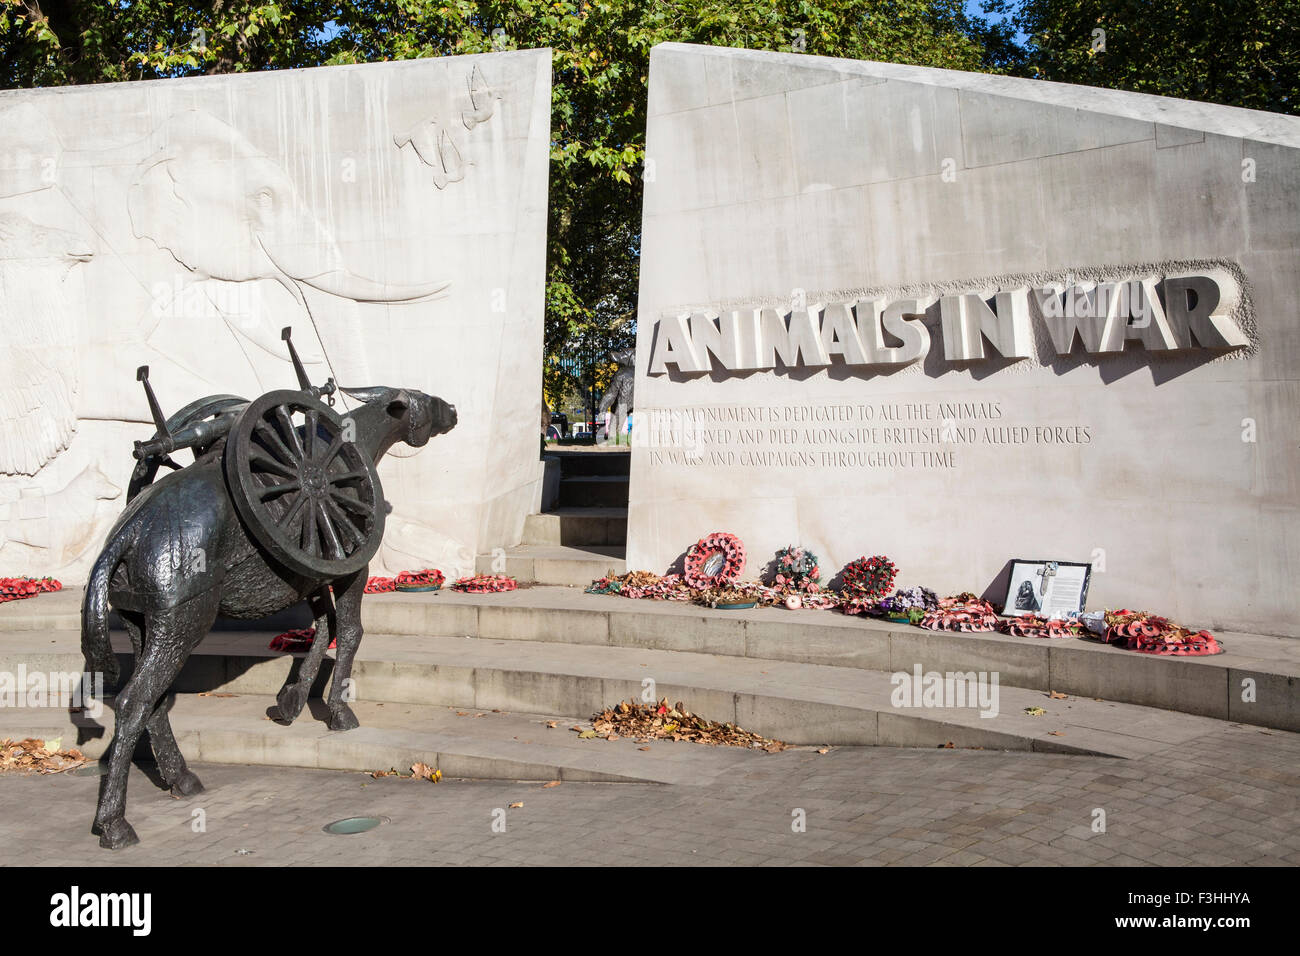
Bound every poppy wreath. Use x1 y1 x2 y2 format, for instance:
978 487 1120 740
839 555 898 601
268 627 336 652
364 576 397 594
1103 610 1222 656
771 545 821 589
684 532 746 589
998 614 1083 639
453 573 518 593
395 568 445 591
919 593 999 632
0 576 62 603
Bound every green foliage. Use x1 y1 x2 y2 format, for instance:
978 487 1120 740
990 0 1299 115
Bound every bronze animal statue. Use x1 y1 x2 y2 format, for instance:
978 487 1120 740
81 330 456 848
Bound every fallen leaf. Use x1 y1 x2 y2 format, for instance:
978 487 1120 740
545 720 559 728
1048 691 1068 700
638 746 650 751
578 730 598 739
542 780 561 788
1024 706 1046 716
508 801 523 809
816 747 830 754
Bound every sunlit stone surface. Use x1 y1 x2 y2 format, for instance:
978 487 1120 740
0 51 551 580
629 43 1300 636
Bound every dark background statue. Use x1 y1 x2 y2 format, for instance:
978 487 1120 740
598 348 634 416
81 343 456 849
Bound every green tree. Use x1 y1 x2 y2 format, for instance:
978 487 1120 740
1 1 995 403
988 0 1299 115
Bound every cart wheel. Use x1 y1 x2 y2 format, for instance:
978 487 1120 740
127 394 247 502
223 389 384 578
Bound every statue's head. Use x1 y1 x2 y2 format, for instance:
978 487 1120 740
341 386 457 451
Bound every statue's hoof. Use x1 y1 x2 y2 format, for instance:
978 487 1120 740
97 818 140 850
275 686 308 723
169 770 205 798
327 706 360 732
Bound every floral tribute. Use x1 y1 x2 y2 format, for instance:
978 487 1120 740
452 574 518 593
684 532 746 589
1100 610 1223 656
0 577 62 604
997 615 1083 639
838 556 898 614
917 594 1000 632
840 555 898 599
696 586 759 609
395 569 445 591
268 627 335 652
876 586 939 618
364 569 446 593
587 571 691 601
770 546 821 588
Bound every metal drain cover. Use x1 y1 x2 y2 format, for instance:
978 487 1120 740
323 815 388 835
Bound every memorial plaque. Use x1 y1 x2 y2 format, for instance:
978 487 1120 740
1003 560 1092 619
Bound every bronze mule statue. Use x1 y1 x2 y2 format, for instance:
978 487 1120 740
81 341 456 849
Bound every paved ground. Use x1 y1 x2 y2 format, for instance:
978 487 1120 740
2 720 1296 866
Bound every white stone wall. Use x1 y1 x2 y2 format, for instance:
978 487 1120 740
0 50 551 581
629 43 1300 637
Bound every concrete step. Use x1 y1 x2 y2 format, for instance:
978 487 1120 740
0 628 1250 757
558 475 629 508
354 589 1300 733
551 450 630 478
521 508 628 547
0 694 767 784
475 545 625 586
7 588 1298 733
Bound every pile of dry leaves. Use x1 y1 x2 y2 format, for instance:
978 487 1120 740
0 738 86 774
370 762 442 782
578 699 786 752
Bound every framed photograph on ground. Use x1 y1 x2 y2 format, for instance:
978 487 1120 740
1003 560 1092 619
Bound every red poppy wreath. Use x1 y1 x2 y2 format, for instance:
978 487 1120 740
839 555 898 601
684 532 746 589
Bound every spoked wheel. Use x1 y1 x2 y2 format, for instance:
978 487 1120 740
223 389 385 578
127 394 247 502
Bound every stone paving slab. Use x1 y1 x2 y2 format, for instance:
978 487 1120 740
1 720 1295 866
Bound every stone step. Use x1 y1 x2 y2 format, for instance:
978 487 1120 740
0 628 1253 757
558 475 629 508
551 450 630 478
0 694 766 784
7 588 1297 733
520 508 628 546
355 589 1300 732
474 545 625 586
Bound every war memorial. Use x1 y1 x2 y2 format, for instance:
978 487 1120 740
0 33 1296 885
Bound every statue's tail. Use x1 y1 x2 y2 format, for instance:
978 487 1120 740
81 533 125 686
